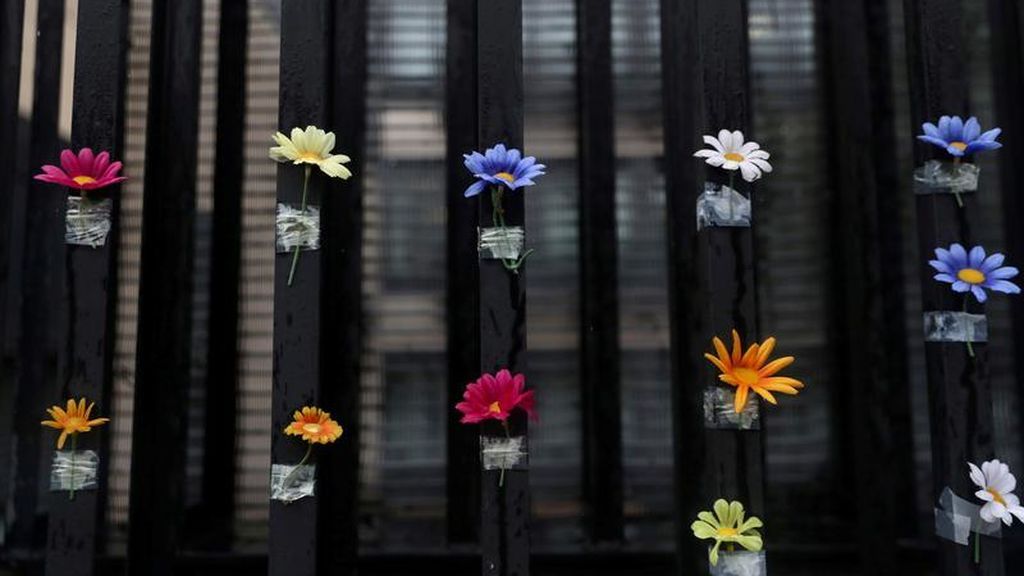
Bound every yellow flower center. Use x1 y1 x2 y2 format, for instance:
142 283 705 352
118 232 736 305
957 268 986 284
950 141 968 152
495 172 516 183
724 152 745 162
717 527 739 537
297 151 323 163
733 367 761 387
488 401 502 414
302 423 322 434
73 175 97 186
65 416 85 430
988 488 1008 507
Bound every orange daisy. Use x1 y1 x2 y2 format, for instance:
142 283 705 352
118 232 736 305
283 406 343 445
704 330 804 413
41 398 110 449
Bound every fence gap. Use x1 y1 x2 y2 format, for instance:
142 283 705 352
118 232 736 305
11 0 69 554
446 0 482 546
43 0 129 573
0 0 27 527
477 0 530 572
576 0 624 545
196 0 248 551
126 0 203 573
903 0 1004 573
268 1 331 574
316 0 366 571
818 0 911 571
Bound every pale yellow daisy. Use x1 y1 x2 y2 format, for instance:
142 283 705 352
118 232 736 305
269 125 353 179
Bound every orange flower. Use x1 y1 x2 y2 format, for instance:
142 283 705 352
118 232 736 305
704 330 804 413
283 406 343 445
41 398 110 449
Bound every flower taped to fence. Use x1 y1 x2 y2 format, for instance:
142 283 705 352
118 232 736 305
694 130 772 183
463 144 546 273
691 499 764 568
41 398 109 500
273 406 343 503
456 369 536 486
965 459 1024 563
35 148 127 195
704 330 804 414
930 243 1020 304
269 125 353 286
918 116 1002 158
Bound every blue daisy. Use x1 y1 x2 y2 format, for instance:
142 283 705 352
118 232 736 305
463 144 546 198
929 243 1020 303
917 116 1002 158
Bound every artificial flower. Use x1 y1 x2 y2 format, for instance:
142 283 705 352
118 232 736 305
969 460 1024 526
693 130 772 183
283 406 344 445
269 126 353 179
691 499 764 566
463 144 546 198
705 330 804 413
918 116 1002 158
929 243 1020 303
34 148 127 194
456 369 536 424
41 398 110 450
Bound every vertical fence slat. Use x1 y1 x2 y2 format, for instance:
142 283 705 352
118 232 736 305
11 0 68 555
268 1 330 574
576 0 624 545
477 0 529 573
318 0 366 571
819 0 903 572
45 0 129 573
903 0 1003 574
198 0 247 550
659 0 705 572
0 0 26 526
127 0 203 573
446 0 481 546
696 0 763 516
663 0 764 572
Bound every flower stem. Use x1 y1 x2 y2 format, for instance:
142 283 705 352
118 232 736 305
287 166 313 287
491 186 532 274
975 528 981 564
728 172 736 221
282 443 313 491
964 297 975 358
953 158 964 208
69 434 77 502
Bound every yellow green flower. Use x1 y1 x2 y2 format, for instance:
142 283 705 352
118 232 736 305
269 125 353 179
691 499 763 566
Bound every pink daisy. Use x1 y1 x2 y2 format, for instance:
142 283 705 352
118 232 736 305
456 369 536 424
34 148 127 194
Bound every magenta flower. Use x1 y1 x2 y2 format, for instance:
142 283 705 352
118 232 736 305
34 148 127 194
456 369 536 424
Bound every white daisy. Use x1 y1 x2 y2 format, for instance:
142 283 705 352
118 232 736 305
969 459 1024 525
694 129 773 183
269 125 353 180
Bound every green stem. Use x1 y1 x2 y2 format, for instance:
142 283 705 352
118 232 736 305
975 528 981 564
964 297 975 358
69 434 77 502
953 158 964 208
282 443 314 492
491 186 532 273
287 166 313 287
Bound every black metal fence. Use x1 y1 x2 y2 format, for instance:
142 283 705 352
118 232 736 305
2 0 1024 575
